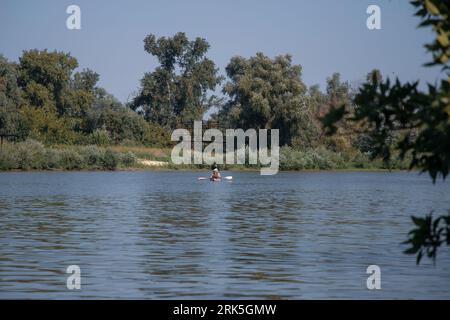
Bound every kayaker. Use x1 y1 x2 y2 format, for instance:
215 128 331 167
210 168 221 180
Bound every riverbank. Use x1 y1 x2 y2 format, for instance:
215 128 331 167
0 139 411 172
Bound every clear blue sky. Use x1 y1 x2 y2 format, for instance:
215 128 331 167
0 0 439 103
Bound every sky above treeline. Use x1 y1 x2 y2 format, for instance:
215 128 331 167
0 0 440 103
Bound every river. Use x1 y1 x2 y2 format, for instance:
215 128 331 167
0 171 449 299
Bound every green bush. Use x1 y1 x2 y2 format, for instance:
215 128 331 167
0 141 140 170
0 147 14 170
280 146 306 170
42 148 61 169
101 149 119 170
79 145 104 168
14 139 46 169
59 149 84 170
280 146 348 170
143 121 171 147
88 129 111 146
0 139 407 172
119 151 137 167
351 152 373 169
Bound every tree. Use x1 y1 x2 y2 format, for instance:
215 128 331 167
131 32 222 129
322 0 450 264
16 50 98 142
218 52 314 146
322 73 361 153
73 68 99 93
18 49 79 115
19 104 78 144
0 55 25 138
1 48 171 147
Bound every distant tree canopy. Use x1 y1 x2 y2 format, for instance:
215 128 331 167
322 0 450 264
131 32 222 129
0 55 23 137
18 49 80 115
0 50 170 146
214 53 315 146
0 33 383 152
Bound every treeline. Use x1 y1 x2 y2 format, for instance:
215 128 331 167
0 50 169 147
1 32 396 166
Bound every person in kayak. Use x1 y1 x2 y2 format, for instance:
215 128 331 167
210 168 221 181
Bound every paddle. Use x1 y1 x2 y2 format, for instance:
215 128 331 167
197 176 233 181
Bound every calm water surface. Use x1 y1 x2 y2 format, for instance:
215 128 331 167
0 171 449 299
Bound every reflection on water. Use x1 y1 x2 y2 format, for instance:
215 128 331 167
0 171 449 299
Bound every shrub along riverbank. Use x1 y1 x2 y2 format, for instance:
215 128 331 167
0 140 410 172
0 140 137 171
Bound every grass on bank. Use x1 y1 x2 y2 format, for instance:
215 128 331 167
0 139 411 171
0 140 137 170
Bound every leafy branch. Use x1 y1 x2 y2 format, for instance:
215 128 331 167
321 0 450 264
403 212 450 264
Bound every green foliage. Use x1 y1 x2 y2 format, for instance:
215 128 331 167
278 146 384 170
412 0 450 68
102 149 119 170
19 104 78 144
84 107 171 146
321 0 450 264
142 121 171 147
88 129 111 146
11 139 46 169
61 87 94 118
78 144 105 167
280 146 330 170
119 151 137 167
352 77 450 181
0 48 172 147
0 55 28 140
42 148 61 169
321 105 346 136
18 49 79 115
132 32 222 129
73 69 99 93
403 212 450 264
318 73 362 154
218 53 314 146
0 140 137 170
59 149 84 170
322 1 450 182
